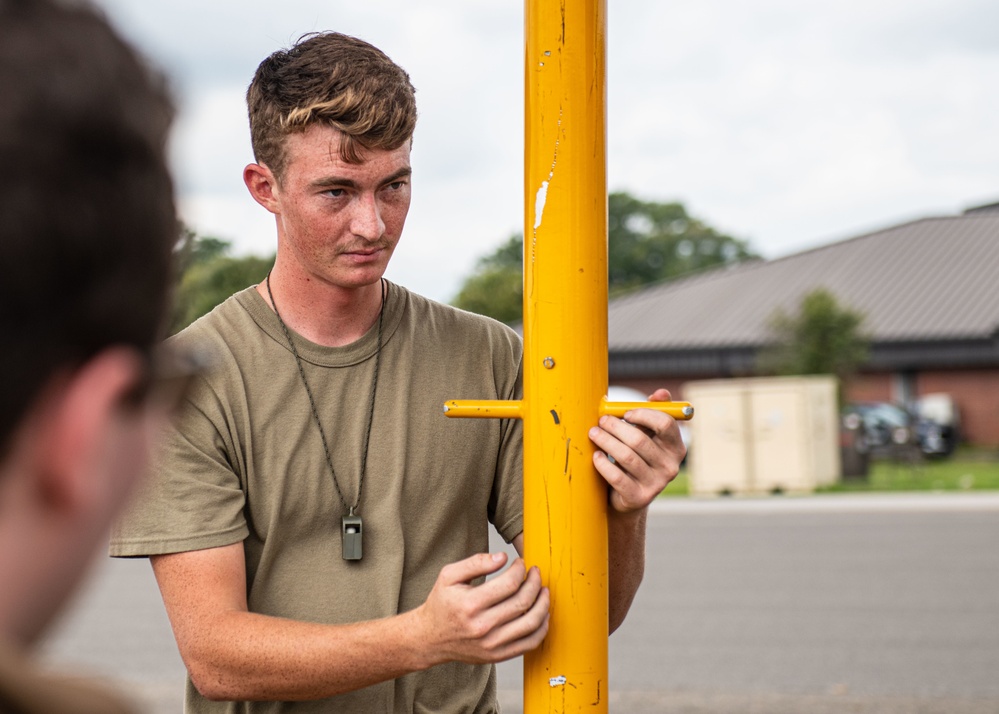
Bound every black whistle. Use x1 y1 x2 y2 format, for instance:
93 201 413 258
342 514 363 561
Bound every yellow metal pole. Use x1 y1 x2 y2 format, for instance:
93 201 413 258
444 0 692 711
521 0 609 711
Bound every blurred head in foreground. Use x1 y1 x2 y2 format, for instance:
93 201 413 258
0 0 177 648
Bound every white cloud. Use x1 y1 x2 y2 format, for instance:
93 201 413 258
178 192 275 257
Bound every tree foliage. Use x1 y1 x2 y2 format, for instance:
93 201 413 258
170 229 274 333
451 234 524 324
606 192 754 292
451 192 756 323
762 288 868 384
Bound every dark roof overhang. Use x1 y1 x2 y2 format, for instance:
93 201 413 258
609 336 999 379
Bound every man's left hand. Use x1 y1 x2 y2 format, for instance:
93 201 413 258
588 388 686 513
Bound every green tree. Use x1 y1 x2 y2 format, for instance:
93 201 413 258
451 192 756 323
762 288 868 386
451 234 524 324
174 226 229 274
606 192 754 293
170 230 274 333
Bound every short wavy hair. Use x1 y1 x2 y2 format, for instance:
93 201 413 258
247 32 417 180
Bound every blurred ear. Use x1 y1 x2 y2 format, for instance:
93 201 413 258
33 348 144 512
243 162 281 214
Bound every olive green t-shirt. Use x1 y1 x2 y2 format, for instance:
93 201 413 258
111 282 524 713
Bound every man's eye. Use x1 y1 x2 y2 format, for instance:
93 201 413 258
387 181 406 190
325 188 345 198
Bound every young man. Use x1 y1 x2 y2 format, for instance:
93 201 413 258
0 1 178 712
111 32 685 712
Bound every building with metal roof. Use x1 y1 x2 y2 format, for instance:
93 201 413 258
608 205 999 446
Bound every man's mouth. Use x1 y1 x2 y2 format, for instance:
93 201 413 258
341 242 389 257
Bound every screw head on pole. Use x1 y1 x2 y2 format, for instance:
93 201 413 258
543 356 555 369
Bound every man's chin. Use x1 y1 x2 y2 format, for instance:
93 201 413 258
326 267 389 291
333 253 393 283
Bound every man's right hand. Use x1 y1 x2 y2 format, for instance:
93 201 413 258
415 552 550 666
151 544 548 702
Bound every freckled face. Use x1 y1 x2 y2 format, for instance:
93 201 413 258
270 125 412 290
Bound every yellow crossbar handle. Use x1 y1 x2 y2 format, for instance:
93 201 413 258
444 399 693 421
442 400 523 419
600 400 694 420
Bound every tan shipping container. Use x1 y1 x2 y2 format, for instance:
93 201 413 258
684 376 840 496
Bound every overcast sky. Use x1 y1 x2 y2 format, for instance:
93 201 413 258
94 0 999 304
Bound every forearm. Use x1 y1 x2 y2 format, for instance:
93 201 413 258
178 607 433 701
607 506 648 633
157 545 548 703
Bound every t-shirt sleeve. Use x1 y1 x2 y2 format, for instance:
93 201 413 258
109 373 248 557
488 328 525 544
491 416 524 544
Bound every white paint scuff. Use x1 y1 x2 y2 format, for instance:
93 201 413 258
534 180 549 230
531 110 563 234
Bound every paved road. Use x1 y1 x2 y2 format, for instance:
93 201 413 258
41 493 999 713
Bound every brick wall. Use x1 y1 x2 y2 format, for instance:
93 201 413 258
844 373 892 403
915 369 999 446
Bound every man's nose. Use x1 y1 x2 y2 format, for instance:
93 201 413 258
350 193 385 241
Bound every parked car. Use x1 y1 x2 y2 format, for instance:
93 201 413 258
844 402 915 458
844 397 959 459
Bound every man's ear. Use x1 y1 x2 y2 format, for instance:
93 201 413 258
244 163 281 214
33 348 144 512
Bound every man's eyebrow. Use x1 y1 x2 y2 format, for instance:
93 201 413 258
309 167 412 190
382 167 413 183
